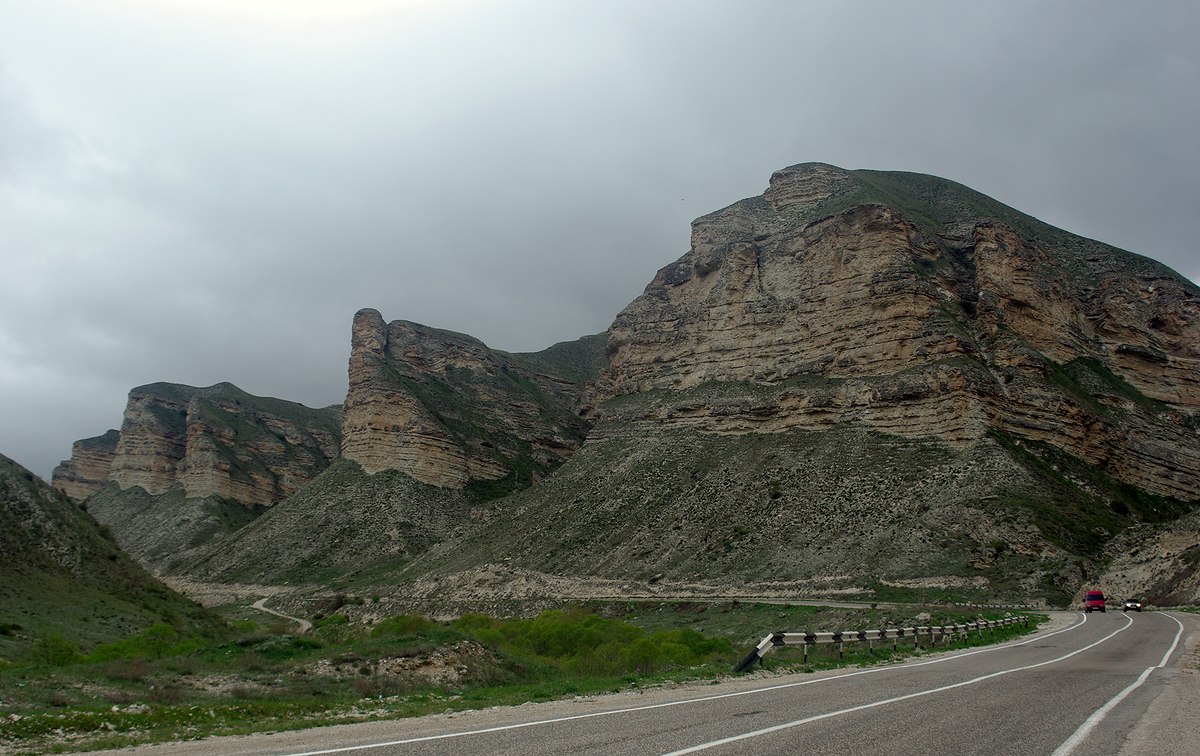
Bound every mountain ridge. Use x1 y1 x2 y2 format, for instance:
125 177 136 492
50 162 1200 606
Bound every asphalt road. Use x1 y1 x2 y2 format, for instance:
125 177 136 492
104 611 1196 756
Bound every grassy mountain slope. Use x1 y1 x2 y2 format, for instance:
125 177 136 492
401 412 1163 606
0 454 220 660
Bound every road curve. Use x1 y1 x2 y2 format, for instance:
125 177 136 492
250 597 314 635
96 611 1198 756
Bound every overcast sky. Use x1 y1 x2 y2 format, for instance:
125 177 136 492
2 0 1197 480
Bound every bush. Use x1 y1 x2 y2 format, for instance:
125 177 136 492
460 609 731 677
371 615 439 638
31 632 81 666
88 622 197 662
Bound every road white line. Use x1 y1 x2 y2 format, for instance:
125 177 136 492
283 615 1085 756
1051 613 1186 756
662 614 1132 755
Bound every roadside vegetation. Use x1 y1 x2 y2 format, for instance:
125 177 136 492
0 601 1042 754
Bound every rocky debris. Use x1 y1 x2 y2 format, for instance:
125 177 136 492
181 459 474 584
51 430 119 501
307 640 498 686
1097 510 1200 605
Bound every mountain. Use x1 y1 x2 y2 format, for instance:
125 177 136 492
54 163 1199 606
56 382 342 572
397 163 1199 606
592 163 1198 499
340 309 596 490
180 318 606 583
0 453 217 659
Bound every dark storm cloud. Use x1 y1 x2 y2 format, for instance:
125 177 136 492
1 0 1197 479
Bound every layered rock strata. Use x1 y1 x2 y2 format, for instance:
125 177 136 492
593 163 1200 501
51 429 119 501
58 383 342 506
341 309 596 488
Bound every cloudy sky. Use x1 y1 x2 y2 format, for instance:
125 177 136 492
2 0 1197 479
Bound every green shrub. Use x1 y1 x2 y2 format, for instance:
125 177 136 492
88 622 198 662
459 609 731 676
371 615 438 638
31 632 81 666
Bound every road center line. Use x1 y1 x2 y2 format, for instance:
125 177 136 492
1051 613 1186 755
283 615 1085 756
662 615 1131 755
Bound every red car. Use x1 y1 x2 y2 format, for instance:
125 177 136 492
1084 590 1106 613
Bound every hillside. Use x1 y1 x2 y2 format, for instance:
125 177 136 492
55 381 342 572
0 454 218 660
397 163 1199 606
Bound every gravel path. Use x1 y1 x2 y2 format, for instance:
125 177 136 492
250 596 313 634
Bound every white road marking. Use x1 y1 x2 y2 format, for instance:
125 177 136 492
662 614 1132 755
283 615 1084 756
1050 612 1185 755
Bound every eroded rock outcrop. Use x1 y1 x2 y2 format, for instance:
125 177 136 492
340 308 596 488
593 163 1200 501
51 429 119 501
64 383 342 506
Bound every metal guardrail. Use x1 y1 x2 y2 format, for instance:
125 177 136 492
952 602 1040 609
734 616 1029 672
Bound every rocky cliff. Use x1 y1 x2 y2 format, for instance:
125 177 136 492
402 163 1199 605
177 321 604 584
58 382 343 506
593 163 1200 501
340 308 597 489
51 429 119 501
53 383 342 574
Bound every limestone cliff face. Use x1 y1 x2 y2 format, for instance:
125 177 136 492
594 163 1200 501
93 383 341 506
340 309 595 488
52 429 119 501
